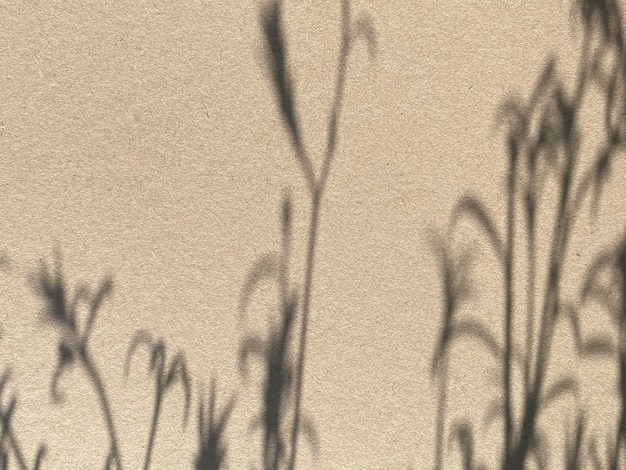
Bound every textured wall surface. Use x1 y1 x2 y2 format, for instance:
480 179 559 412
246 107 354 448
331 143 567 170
1 1 625 468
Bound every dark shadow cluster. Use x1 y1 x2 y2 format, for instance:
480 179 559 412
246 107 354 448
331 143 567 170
432 0 626 468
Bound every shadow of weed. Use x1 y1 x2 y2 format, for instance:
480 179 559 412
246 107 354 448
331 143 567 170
31 253 123 468
238 195 318 470
31 253 193 470
240 1 376 468
125 330 192 470
195 377 236 470
433 0 626 467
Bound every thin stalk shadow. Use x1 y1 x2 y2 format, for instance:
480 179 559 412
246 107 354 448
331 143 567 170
194 377 235 470
125 331 191 470
433 0 626 467
254 1 376 468
31 254 123 469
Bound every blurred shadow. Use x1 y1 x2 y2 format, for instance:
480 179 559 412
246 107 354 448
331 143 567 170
238 194 318 470
432 0 626 468
0 369 47 470
125 331 192 470
195 377 236 470
0 1 377 468
30 253 193 470
253 1 376 469
31 253 124 468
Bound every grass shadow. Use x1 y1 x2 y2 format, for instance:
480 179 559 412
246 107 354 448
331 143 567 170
239 1 377 468
432 0 626 467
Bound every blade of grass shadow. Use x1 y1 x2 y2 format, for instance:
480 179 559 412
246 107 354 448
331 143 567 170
430 234 474 470
125 332 191 470
257 1 375 467
260 0 314 189
195 378 236 470
31 256 124 469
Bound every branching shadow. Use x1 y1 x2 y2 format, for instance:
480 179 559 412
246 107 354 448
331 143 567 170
238 195 319 470
195 377 236 470
432 0 626 468
238 1 376 469
0 1 377 468
31 253 124 469
29 253 195 470
125 330 192 470
0 0 380 468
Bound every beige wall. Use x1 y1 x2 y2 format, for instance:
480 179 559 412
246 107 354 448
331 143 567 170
1 0 624 468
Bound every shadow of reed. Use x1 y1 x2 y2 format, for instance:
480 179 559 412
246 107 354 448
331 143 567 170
28 253 196 470
19 249 241 470
0 1 378 468
237 195 319 470
237 1 376 469
432 0 626 468
195 376 236 470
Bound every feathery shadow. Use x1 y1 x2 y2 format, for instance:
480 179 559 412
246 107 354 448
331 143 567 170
30 252 193 470
195 377 236 470
432 0 626 468
246 1 376 468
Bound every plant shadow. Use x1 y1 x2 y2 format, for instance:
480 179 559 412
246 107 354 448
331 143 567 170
432 0 626 468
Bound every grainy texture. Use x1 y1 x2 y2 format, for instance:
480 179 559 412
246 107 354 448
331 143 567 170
0 0 623 468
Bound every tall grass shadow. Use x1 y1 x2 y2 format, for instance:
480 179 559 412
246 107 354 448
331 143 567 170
30 252 194 470
244 1 376 468
432 0 626 467
238 195 319 470
195 376 236 470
